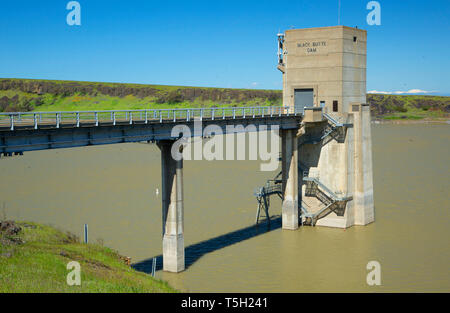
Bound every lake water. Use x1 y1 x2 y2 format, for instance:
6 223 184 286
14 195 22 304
1 124 449 292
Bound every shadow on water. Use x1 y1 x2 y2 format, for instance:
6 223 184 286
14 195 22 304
132 216 282 273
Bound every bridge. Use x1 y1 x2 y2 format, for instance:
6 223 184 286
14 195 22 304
0 106 301 152
0 105 306 272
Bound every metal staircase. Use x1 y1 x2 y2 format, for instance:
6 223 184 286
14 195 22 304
301 175 352 226
300 112 347 145
252 109 353 226
254 171 283 224
298 111 352 225
323 112 343 127
321 112 348 144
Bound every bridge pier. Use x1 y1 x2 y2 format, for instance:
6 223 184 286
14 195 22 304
158 140 185 273
281 129 299 230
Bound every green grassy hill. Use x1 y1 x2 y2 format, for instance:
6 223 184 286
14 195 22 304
0 220 176 293
0 78 449 120
0 78 281 112
368 93 450 120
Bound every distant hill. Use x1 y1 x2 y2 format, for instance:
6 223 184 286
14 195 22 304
367 93 450 120
0 78 449 120
0 78 281 112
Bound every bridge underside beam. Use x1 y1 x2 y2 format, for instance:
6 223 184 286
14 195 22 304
0 116 301 154
281 129 299 230
158 140 184 273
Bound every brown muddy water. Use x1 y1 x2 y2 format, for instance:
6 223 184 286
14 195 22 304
0 124 449 292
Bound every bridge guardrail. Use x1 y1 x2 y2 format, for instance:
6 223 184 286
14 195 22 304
0 106 302 131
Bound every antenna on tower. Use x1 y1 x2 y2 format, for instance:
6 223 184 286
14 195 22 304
338 0 341 25
277 31 285 65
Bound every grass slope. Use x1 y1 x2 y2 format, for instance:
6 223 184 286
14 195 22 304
0 221 176 293
367 93 450 120
0 78 449 120
0 78 281 112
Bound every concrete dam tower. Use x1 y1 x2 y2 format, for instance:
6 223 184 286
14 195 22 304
277 26 374 228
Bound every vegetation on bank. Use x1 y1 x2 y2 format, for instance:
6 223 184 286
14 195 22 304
367 93 450 120
0 78 449 120
0 220 176 293
0 78 281 112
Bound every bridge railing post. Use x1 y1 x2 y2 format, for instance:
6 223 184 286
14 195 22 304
56 113 60 128
34 114 37 130
130 112 133 124
10 114 14 131
95 112 99 126
145 110 148 124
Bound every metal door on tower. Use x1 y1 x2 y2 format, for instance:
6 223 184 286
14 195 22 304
294 89 313 113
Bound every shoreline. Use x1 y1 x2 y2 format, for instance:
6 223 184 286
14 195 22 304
372 118 450 125
0 220 177 293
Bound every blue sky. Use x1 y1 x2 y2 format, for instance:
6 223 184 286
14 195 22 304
0 0 449 94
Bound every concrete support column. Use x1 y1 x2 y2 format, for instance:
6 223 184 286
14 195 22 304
281 129 299 230
157 140 184 272
353 104 375 225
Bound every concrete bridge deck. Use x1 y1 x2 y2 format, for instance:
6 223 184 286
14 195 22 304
0 106 302 153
